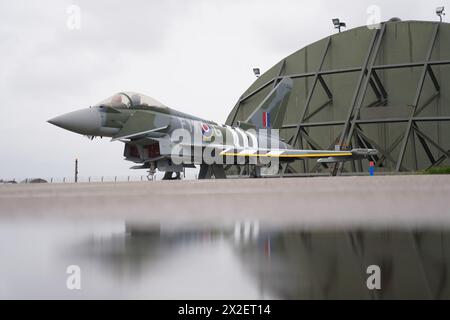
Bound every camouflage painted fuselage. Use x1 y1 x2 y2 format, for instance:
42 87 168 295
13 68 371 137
100 102 289 171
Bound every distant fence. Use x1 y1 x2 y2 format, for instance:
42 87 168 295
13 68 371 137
49 175 152 183
1 175 193 184
0 171 423 185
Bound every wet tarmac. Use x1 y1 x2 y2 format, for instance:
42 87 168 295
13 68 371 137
1 175 450 299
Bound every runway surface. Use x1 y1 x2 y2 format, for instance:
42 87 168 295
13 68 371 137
1 175 449 228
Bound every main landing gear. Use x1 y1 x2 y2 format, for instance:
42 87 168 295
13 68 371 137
162 172 181 180
198 164 227 179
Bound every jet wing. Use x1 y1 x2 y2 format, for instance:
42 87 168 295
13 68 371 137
219 147 378 162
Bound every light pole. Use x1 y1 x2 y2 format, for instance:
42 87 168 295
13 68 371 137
436 7 445 22
74 158 78 183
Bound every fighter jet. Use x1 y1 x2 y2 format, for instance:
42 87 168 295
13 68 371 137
48 77 377 180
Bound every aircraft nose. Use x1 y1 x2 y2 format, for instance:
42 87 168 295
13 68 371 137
48 107 102 135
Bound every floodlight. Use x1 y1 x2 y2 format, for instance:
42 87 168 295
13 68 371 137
332 18 346 33
253 68 261 78
436 6 445 22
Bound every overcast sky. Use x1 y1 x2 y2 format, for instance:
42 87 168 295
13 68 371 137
0 0 446 181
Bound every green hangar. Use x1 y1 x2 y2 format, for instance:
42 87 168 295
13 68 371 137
226 20 450 176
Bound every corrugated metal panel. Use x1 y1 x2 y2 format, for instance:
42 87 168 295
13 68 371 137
226 21 450 174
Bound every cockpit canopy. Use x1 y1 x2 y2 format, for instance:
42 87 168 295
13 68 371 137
94 92 167 109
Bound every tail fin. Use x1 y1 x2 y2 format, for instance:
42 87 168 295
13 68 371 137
245 77 293 129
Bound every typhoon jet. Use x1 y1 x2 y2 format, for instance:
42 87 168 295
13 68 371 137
48 77 377 180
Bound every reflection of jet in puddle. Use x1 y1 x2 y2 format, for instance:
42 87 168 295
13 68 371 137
72 222 450 299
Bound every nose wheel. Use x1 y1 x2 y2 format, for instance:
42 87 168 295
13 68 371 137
147 162 157 181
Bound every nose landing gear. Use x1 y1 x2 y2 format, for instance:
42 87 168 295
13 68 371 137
147 162 157 181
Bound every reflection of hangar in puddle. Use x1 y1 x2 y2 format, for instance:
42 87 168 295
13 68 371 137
235 229 450 299
227 20 450 176
75 223 450 299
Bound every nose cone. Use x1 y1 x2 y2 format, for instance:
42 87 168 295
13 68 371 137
48 108 102 135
